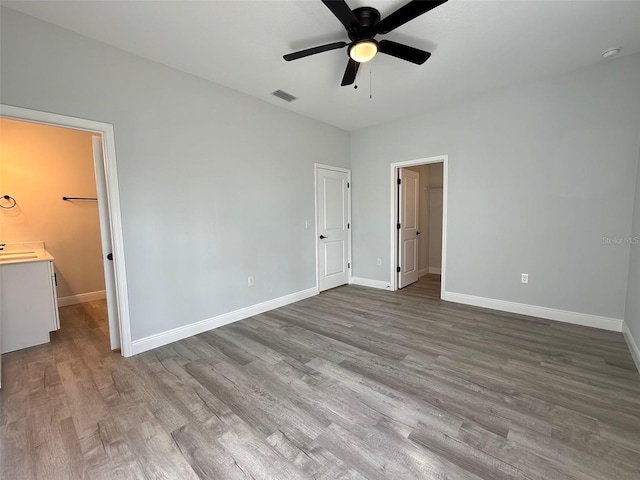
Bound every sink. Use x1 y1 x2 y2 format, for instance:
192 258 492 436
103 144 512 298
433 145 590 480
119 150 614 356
0 243 53 264
0 253 39 262
0 250 37 256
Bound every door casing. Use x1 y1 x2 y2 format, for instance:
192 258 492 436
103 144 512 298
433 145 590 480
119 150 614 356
315 163 352 291
0 104 133 357
390 155 448 295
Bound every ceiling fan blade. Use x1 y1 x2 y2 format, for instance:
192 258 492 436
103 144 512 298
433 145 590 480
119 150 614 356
283 41 347 61
321 0 360 30
341 58 360 86
378 40 431 65
377 0 448 34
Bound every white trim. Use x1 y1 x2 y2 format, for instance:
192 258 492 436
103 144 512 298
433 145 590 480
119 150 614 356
0 104 133 357
131 287 319 355
57 290 107 307
390 155 448 297
442 291 623 332
418 267 441 277
622 321 640 374
314 163 352 292
349 277 392 290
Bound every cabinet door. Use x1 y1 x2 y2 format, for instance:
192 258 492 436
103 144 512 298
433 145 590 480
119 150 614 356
0 262 54 353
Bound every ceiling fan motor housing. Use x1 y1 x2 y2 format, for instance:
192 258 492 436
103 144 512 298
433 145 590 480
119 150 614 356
349 7 381 41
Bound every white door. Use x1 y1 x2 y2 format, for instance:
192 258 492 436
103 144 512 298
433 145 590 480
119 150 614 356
92 136 121 350
317 166 350 292
398 168 420 288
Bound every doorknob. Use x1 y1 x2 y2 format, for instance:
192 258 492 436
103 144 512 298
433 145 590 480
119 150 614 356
416 231 421 235
107 253 113 261
319 235 328 239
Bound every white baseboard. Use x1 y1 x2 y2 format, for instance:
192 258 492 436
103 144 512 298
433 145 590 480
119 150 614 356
622 321 640 374
419 267 441 277
442 291 623 332
349 277 392 290
130 287 318 355
57 290 106 307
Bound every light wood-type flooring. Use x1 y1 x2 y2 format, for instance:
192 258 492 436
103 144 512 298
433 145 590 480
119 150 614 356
1 275 639 479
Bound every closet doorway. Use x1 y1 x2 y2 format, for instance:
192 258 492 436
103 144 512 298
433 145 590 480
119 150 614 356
390 155 448 298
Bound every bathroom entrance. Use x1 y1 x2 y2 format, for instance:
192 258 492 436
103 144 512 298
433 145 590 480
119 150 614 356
0 105 131 355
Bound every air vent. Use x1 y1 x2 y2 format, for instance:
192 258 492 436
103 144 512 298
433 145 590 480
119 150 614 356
271 90 298 102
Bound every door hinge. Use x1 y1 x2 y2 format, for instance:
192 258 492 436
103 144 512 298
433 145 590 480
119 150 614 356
397 178 401 185
348 223 350 229
397 223 401 229
397 267 401 273
347 182 350 188
348 263 351 268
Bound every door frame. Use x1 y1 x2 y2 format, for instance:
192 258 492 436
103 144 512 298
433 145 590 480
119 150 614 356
314 163 352 291
390 155 448 296
1 104 133 357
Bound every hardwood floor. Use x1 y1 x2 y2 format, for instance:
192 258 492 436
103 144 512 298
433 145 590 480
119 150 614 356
1 277 639 479
403 273 442 300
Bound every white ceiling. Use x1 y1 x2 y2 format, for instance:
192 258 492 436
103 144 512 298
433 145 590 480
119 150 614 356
4 1 640 131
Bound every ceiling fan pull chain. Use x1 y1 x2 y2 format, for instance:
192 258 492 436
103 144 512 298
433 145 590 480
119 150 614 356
370 67 373 100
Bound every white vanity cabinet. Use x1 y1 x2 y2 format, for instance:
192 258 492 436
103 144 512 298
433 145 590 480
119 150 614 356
0 256 59 355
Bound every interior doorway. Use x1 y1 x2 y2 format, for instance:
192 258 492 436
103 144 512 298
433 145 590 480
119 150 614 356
390 155 448 297
0 119 119 350
0 104 131 356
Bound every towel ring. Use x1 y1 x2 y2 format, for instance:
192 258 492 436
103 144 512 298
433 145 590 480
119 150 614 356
0 195 17 209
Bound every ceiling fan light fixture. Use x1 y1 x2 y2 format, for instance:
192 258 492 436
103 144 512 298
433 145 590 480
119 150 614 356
349 40 378 63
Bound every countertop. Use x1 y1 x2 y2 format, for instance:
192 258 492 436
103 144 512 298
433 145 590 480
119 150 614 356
0 241 54 265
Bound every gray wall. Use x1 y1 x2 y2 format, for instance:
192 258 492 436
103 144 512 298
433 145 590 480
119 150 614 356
0 8 350 341
625 147 640 357
351 53 640 320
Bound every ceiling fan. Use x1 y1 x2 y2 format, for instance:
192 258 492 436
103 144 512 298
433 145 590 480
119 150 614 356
283 0 448 86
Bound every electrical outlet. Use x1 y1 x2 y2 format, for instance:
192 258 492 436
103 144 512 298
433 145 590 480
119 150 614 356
521 273 529 284
377 258 382 266
248 276 255 287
